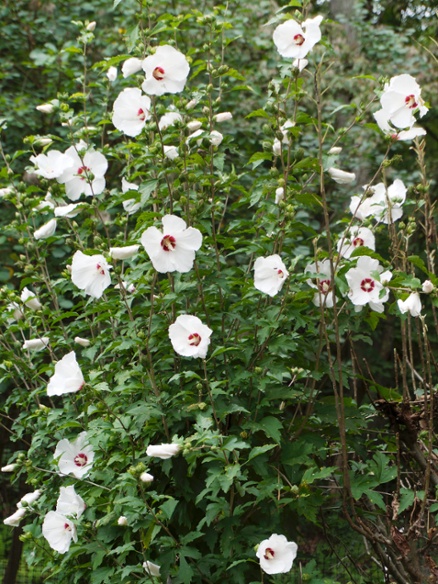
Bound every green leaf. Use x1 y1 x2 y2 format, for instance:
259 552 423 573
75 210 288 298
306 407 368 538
246 109 272 120
247 151 272 169
398 488 415 514
159 498 178 520
350 474 378 500
126 24 139 52
295 191 322 208
301 466 337 485
140 179 158 204
256 416 283 444
177 555 194 584
246 444 277 463
369 452 397 484
407 255 432 276
371 383 402 402
366 489 386 510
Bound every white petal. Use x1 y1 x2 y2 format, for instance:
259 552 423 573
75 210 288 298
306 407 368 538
56 486 86 519
34 219 57 240
23 338 49 351
47 351 84 396
146 443 181 459
42 511 77 553
71 251 112 299
109 245 140 260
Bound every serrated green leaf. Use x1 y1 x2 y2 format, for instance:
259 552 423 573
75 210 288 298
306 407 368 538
160 498 178 520
256 416 283 444
398 488 415 514
366 489 386 510
301 466 337 485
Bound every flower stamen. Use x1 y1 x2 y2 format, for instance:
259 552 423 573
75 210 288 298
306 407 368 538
153 66 165 80
264 547 275 560
160 235 176 252
96 263 106 276
318 279 331 294
137 108 146 121
352 237 364 247
293 33 305 46
77 166 91 181
405 94 418 109
188 333 201 346
360 278 375 293
73 453 88 467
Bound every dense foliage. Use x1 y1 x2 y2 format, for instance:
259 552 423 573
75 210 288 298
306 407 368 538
1 1 437 583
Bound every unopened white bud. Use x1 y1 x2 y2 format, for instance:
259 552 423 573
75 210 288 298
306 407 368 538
75 336 91 347
117 515 128 526
36 104 55 114
214 112 232 123
140 472 154 483
422 280 434 294
187 120 202 132
107 66 117 82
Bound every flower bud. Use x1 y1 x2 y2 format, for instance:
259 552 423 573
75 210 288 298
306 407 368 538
214 112 232 123
209 130 223 146
140 472 154 483
86 21 96 31
75 336 91 347
187 120 202 132
117 516 128 526
275 187 284 204
328 167 356 185
106 66 117 82
36 103 55 114
163 145 179 160
422 280 434 294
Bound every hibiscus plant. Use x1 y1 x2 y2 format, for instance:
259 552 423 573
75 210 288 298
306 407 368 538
0 1 437 584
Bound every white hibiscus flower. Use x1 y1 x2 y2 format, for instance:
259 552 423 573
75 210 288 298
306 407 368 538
54 432 94 479
112 88 151 137
168 315 212 359
140 215 202 274
256 534 298 575
142 45 190 96
273 16 323 60
253 255 289 297
71 250 112 299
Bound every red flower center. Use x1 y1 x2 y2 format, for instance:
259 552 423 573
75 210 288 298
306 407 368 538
352 237 364 247
96 263 106 276
64 523 72 531
188 333 201 346
360 278 375 293
264 547 275 560
137 108 146 121
78 166 91 181
74 453 88 467
277 269 284 278
405 94 418 109
161 235 176 252
153 66 165 80
294 33 305 46
318 279 331 294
